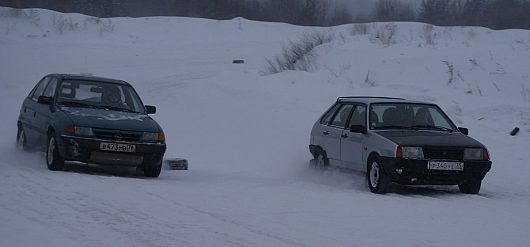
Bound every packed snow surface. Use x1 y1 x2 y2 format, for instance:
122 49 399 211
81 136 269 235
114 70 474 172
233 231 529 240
1 7 529 247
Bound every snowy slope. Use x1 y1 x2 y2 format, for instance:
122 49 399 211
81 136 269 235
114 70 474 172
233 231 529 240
1 7 530 247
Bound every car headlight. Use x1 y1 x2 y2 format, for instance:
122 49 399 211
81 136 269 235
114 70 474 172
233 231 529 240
397 146 424 159
464 148 485 160
142 132 164 142
75 126 93 136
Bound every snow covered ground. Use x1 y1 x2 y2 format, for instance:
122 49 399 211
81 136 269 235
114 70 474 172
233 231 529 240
1 7 529 247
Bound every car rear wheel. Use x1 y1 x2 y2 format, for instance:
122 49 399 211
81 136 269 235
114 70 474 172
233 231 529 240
314 152 329 170
367 158 390 194
46 133 65 171
143 162 162 178
17 127 29 151
458 180 481 194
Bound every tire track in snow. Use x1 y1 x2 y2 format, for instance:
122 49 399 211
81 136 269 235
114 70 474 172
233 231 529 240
1 160 196 247
145 192 309 247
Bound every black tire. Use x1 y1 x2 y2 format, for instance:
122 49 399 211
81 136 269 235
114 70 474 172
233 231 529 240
16 126 29 151
459 180 482 194
367 156 390 194
144 162 162 178
314 152 329 170
46 132 65 171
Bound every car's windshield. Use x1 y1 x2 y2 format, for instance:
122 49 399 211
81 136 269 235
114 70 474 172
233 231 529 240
56 80 145 113
370 103 456 131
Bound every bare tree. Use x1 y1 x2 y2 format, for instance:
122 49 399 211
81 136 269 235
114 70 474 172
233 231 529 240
326 4 353 26
462 0 486 26
419 0 455 25
373 0 415 22
3 0 530 29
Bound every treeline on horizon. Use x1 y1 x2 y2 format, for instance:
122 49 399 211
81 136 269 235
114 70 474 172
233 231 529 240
1 0 530 30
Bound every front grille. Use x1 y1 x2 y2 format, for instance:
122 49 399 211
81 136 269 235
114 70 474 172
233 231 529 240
94 130 141 142
90 151 143 166
423 147 464 160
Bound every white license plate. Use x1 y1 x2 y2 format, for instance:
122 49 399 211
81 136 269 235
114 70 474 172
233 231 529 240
100 143 136 153
428 161 464 171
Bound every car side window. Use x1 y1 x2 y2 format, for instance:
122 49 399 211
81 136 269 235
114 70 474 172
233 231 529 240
42 78 58 98
31 77 51 101
320 103 341 125
330 104 354 129
349 105 367 129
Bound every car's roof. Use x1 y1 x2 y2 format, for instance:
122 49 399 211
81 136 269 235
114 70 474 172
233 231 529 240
336 96 431 105
49 73 130 86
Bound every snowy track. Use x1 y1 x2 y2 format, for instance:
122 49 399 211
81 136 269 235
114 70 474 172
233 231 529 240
1 7 530 247
2 149 529 247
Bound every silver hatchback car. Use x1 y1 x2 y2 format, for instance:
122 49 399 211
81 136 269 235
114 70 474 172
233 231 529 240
309 97 492 194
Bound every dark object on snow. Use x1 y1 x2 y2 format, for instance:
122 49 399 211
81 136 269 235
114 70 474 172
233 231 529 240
510 127 520 136
232 59 245 64
166 158 188 170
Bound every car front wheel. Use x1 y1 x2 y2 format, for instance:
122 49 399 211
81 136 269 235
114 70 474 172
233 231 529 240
459 180 481 194
367 158 390 194
143 162 162 178
46 133 65 171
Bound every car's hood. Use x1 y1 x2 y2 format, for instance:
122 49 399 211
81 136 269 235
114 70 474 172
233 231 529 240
374 130 485 148
60 107 160 132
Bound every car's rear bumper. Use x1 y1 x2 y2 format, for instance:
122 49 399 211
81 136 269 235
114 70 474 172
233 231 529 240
58 135 166 167
379 157 491 185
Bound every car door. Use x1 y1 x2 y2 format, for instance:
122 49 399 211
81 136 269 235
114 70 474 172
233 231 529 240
23 76 51 146
324 104 354 168
340 104 367 171
312 103 339 155
32 77 58 146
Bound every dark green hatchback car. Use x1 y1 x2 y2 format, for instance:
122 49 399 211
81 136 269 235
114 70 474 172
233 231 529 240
17 74 166 177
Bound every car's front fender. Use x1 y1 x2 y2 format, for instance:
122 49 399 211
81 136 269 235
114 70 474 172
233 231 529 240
364 131 399 169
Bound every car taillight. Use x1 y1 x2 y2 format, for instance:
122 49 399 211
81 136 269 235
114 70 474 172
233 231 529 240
64 125 75 135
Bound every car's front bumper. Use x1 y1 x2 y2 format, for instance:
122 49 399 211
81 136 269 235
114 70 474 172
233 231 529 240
58 135 166 167
379 157 492 185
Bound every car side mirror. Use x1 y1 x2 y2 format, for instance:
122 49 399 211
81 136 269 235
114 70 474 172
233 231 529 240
350 125 367 134
458 127 468 135
145 105 156 114
38 96 53 105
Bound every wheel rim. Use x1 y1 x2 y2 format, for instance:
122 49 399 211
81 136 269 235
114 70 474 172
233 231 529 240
369 162 380 188
47 137 55 165
317 154 325 168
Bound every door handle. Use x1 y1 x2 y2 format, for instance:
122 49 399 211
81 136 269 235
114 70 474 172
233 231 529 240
341 134 348 138
323 131 330 136
33 112 36 117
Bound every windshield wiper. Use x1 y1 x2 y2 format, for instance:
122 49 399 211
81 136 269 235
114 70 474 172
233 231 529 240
102 105 139 113
374 125 418 130
411 125 454 132
58 101 138 113
57 101 96 109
